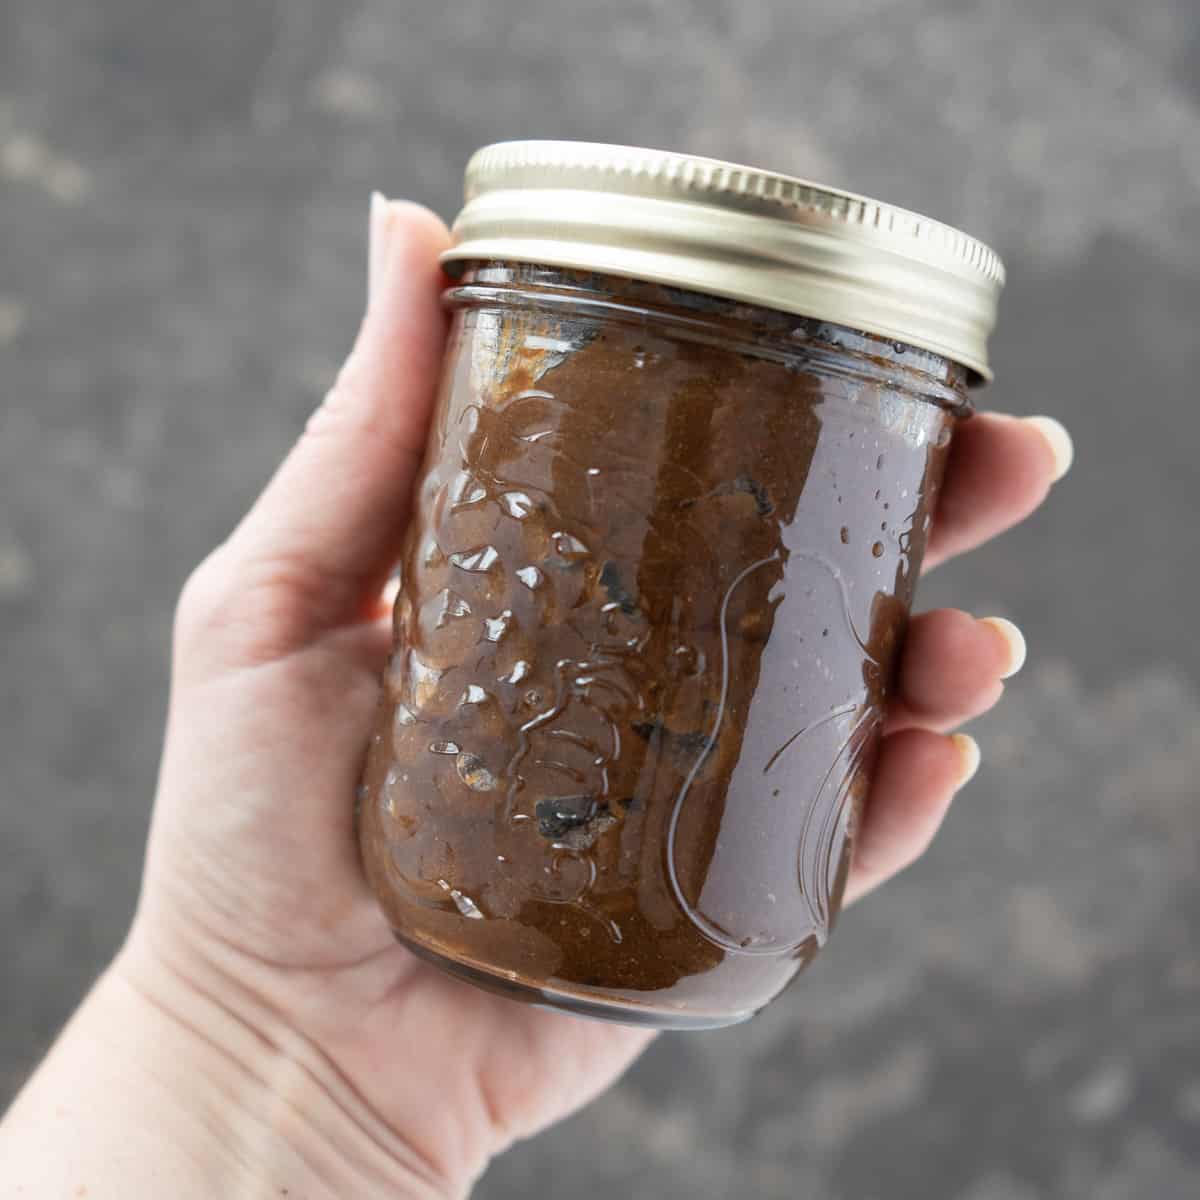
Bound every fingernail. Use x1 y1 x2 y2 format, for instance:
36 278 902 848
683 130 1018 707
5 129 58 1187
380 574 402 610
368 190 392 306
951 733 981 787
1026 416 1074 482
980 616 1027 679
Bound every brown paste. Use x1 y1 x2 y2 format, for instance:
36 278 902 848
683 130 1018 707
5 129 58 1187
358 264 966 1027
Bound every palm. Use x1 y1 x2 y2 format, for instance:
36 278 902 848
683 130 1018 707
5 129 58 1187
144 621 651 1172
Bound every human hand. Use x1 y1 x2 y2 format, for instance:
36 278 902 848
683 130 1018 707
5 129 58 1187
0 197 1071 1199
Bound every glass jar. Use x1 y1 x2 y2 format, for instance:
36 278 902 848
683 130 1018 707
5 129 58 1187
357 143 1004 1028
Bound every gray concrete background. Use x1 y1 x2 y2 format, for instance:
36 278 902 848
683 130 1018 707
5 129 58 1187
2 1 1199 1196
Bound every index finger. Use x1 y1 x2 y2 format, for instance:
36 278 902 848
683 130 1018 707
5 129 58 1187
923 413 1073 571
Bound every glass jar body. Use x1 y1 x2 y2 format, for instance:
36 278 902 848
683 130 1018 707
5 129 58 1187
358 263 967 1028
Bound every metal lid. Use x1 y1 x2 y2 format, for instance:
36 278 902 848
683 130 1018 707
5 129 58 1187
443 140 1005 382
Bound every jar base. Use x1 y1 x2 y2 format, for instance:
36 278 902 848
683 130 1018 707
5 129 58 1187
392 929 757 1031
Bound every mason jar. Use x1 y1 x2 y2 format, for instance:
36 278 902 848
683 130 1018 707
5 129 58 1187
357 141 1004 1028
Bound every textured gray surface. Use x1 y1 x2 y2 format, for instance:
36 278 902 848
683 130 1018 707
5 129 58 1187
2 1 1199 1196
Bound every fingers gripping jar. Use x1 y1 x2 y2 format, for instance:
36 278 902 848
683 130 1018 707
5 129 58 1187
358 142 1004 1028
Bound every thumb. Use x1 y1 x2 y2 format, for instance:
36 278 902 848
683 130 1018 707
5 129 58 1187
216 195 451 649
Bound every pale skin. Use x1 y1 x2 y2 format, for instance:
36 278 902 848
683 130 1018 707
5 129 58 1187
0 197 1073 1199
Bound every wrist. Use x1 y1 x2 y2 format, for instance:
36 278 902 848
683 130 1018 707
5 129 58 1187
1 947 454 1200
117 939 457 1199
